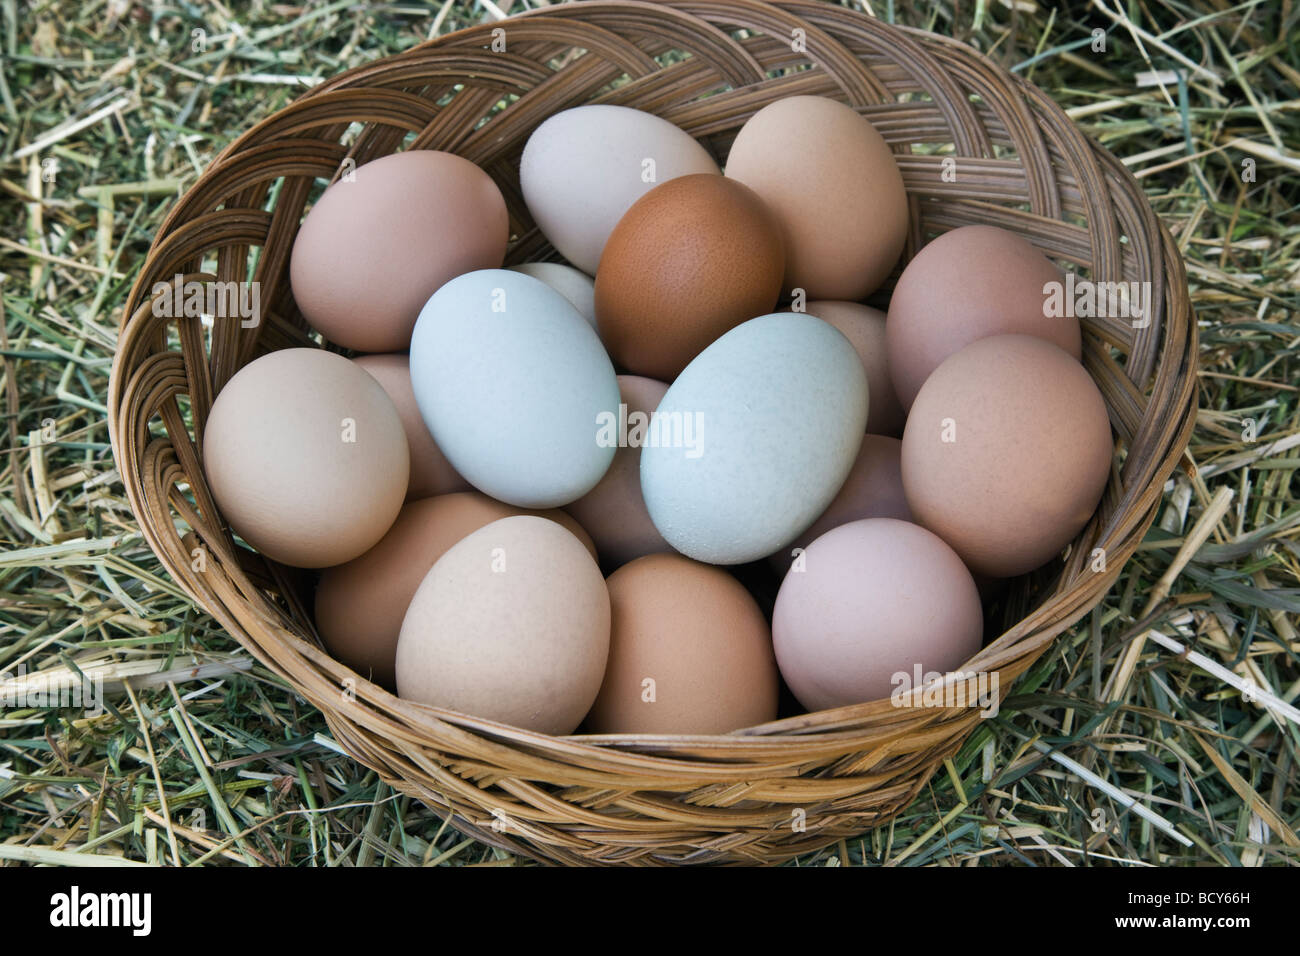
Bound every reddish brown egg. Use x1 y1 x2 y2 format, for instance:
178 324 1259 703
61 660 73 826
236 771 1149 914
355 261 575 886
886 225 1079 409
901 334 1112 578
585 553 778 734
314 491 595 688
594 174 784 380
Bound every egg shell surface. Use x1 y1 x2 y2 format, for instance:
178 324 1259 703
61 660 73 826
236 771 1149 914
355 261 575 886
315 492 596 688
565 375 672 570
772 518 984 711
640 313 868 564
352 353 469 500
202 348 408 568
901 334 1112 578
507 262 596 329
409 269 620 508
520 105 718 275
289 151 508 352
725 96 908 300
594 174 785 380
585 553 779 734
886 225 1079 410
769 434 911 575
395 515 610 735
806 301 906 436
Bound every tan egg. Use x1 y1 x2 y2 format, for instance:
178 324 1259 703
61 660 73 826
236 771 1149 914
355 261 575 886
725 96 908 300
806 301 906 436
565 375 671 570
886 225 1079 409
352 354 469 500
202 348 408 568
769 434 911 575
315 492 596 688
773 518 983 711
585 553 778 734
901 334 1112 578
396 516 610 735
290 151 508 352
595 174 784 380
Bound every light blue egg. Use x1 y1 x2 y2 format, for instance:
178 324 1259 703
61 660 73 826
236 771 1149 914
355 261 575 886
409 269 619 508
640 313 869 564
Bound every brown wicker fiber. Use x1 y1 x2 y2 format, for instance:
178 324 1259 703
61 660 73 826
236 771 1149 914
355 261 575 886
107 0 1197 865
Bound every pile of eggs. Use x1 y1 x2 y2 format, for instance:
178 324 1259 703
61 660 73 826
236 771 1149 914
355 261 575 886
201 95 1112 736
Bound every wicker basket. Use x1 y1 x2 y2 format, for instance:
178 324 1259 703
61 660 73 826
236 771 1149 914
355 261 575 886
107 0 1197 865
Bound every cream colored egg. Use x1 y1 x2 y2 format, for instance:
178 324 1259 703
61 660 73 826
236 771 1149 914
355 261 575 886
395 516 610 734
202 348 408 568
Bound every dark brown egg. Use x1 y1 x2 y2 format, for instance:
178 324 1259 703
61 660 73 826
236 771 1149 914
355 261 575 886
594 174 784 380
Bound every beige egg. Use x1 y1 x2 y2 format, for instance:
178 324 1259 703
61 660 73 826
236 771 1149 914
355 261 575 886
352 353 468 500
901 334 1112 578
396 516 609 734
290 151 508 352
886 225 1079 410
806 301 906 436
725 96 909 300
773 518 984 711
565 375 671 570
316 492 596 688
585 553 778 734
202 348 408 568
769 434 911 575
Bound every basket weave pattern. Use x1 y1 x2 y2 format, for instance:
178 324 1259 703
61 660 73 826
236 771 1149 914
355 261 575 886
108 0 1197 864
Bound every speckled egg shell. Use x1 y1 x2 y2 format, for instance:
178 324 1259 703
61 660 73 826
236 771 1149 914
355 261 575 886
595 174 785 380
